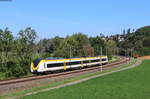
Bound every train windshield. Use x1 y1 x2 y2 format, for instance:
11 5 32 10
33 58 42 67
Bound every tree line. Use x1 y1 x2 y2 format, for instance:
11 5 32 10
111 26 150 57
0 25 150 78
37 33 116 59
0 27 37 77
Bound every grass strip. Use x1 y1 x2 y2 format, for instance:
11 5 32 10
0 58 136 99
20 60 149 99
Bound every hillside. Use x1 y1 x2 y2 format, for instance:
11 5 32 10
112 26 150 56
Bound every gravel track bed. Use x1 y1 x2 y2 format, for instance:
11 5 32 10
8 59 141 99
0 58 127 95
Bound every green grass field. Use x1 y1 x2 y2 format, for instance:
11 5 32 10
0 57 122 99
19 60 150 99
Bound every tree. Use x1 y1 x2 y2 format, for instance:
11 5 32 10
37 36 64 58
106 40 117 60
0 28 14 73
54 33 90 58
89 36 105 56
18 27 37 44
15 27 38 75
127 28 131 34
123 29 126 35
117 26 150 56
83 44 94 56
0 27 39 77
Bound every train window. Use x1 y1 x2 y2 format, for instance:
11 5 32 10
102 58 107 61
66 61 81 65
47 63 64 68
33 58 42 67
91 59 100 62
83 60 90 63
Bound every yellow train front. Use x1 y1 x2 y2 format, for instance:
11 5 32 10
31 56 108 73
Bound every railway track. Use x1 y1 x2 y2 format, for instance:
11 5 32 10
0 57 129 86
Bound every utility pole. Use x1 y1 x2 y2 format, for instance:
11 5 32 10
100 47 103 72
125 49 128 64
116 47 118 56
130 48 132 58
131 48 134 58
117 47 120 56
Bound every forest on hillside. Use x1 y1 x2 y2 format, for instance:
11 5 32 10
0 26 150 78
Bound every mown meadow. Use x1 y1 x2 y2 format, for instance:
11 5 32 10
19 60 150 99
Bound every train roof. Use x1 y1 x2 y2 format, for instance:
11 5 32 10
45 57 63 60
44 55 107 60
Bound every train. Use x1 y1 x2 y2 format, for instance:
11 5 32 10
31 56 108 73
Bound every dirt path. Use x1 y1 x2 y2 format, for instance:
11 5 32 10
138 56 150 60
8 59 142 99
0 57 126 95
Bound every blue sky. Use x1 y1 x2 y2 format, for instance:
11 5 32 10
0 0 149 38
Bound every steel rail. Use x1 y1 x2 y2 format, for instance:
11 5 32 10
0 57 129 86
